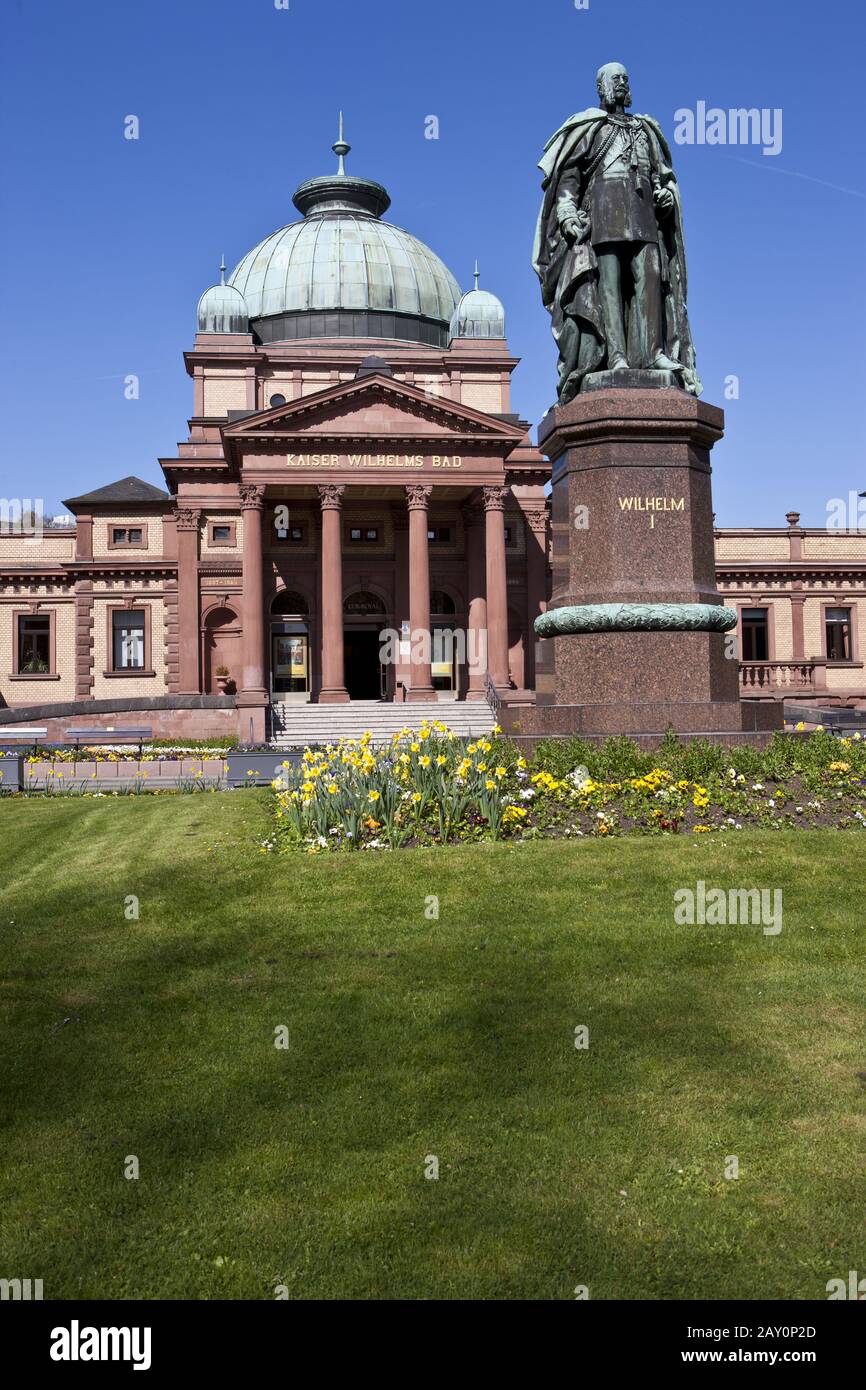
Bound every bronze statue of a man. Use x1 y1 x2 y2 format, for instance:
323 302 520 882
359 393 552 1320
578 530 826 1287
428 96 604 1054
533 62 701 402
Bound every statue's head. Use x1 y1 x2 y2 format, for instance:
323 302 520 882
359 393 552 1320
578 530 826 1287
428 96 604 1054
596 62 631 111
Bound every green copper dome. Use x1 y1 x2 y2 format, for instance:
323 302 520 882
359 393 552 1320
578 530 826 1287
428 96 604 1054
449 265 506 339
226 120 462 347
197 257 250 334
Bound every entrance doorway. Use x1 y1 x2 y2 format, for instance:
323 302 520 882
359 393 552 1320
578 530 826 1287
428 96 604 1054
431 590 459 696
344 628 383 699
343 590 388 700
270 589 310 702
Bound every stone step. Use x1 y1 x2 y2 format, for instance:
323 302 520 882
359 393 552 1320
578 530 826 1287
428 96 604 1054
267 701 495 746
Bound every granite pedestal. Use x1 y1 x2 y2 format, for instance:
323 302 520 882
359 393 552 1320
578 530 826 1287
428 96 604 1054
506 382 783 742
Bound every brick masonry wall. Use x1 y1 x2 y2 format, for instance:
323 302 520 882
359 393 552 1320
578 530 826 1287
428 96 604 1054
715 536 790 559
202 376 248 414
0 598 77 704
91 597 168 699
92 515 164 558
200 512 244 556
0 533 75 560
460 379 504 412
802 535 866 559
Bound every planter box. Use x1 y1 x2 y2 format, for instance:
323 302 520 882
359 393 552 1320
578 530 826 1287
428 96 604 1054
226 751 298 788
0 755 24 792
179 758 228 780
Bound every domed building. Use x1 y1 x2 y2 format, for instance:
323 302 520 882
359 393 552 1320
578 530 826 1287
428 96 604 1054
0 126 554 742
3 127 865 743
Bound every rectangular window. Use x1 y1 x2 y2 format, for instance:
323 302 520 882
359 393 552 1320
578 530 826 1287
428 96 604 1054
18 615 51 673
428 526 452 544
504 525 513 544
111 526 144 546
274 522 306 543
346 525 380 544
208 520 236 547
740 607 769 661
826 606 851 661
112 610 146 670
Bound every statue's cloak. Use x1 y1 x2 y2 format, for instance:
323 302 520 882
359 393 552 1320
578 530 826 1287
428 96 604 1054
532 107 699 400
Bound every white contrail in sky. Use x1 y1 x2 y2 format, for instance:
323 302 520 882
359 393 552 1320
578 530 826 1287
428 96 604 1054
722 154 866 200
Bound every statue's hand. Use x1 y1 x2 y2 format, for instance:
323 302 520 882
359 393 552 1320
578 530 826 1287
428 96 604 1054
562 211 591 245
653 185 675 216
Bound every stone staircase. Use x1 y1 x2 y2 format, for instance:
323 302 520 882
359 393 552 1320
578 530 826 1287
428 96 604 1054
268 700 496 748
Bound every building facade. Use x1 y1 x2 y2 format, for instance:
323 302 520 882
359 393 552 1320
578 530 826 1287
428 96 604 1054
715 512 866 711
1 139 864 738
0 140 549 741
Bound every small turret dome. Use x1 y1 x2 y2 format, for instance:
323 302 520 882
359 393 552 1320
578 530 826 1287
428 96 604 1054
449 265 506 340
197 258 249 334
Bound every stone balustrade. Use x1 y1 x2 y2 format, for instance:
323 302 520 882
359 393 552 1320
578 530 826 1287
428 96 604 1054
739 661 816 693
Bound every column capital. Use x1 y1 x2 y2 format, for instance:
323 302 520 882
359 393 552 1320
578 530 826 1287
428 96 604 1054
172 506 201 532
522 506 549 536
482 485 509 513
317 483 345 511
239 484 265 511
405 483 433 512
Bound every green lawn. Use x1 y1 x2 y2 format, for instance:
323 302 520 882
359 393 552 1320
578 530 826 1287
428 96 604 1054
1 792 864 1300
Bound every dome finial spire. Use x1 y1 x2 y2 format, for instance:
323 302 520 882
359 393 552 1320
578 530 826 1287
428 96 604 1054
333 110 351 176
473 259 480 291
219 254 226 286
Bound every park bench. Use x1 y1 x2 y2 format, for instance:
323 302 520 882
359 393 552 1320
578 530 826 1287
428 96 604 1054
63 727 153 757
0 727 49 756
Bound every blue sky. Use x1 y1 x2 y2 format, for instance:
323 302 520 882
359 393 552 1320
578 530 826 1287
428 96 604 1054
1 0 863 524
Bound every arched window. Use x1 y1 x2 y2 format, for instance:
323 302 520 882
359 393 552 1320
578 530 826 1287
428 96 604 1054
430 589 456 615
271 589 309 616
343 590 387 616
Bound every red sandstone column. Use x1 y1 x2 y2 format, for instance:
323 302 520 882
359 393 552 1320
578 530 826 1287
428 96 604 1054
483 485 511 692
174 506 202 694
405 484 435 701
238 485 268 741
462 500 488 700
317 484 349 703
393 510 411 700
523 505 550 690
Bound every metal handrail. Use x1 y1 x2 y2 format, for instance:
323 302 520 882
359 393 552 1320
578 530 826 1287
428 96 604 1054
483 671 501 716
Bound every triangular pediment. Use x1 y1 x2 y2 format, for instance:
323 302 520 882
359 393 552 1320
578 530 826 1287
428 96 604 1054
221 373 524 446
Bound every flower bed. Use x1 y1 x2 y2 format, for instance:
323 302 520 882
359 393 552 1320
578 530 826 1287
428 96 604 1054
267 724 866 852
19 743 234 763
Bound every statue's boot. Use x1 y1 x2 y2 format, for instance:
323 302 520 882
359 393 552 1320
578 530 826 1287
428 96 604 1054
651 352 684 375
608 355 629 371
